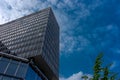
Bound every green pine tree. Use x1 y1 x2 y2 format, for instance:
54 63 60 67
93 53 103 80
103 66 109 80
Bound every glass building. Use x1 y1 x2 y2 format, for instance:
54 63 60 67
0 7 59 80
0 52 47 80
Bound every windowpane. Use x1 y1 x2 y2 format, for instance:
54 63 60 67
25 67 36 80
16 63 28 78
25 67 42 80
36 75 42 80
0 60 8 73
6 60 18 75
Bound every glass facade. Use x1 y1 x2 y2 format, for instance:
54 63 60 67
0 7 59 80
0 56 42 80
25 67 42 80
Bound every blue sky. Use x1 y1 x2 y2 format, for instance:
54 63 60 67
0 0 120 80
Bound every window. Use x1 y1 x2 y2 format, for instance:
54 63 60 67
16 63 28 78
0 58 9 73
36 75 42 80
25 67 42 80
25 67 36 80
6 60 18 75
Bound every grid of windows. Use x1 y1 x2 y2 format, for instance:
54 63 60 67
0 57 28 78
0 57 43 80
0 7 59 80
0 8 49 54
42 10 59 77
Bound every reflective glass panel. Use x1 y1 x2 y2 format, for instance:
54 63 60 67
6 60 18 75
16 63 28 78
25 67 36 80
0 58 9 73
25 66 42 80
36 75 42 80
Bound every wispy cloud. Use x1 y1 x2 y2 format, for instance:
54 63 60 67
110 61 117 70
59 71 92 80
0 0 104 55
0 0 47 24
60 35 91 54
1 0 118 57
1 0 120 78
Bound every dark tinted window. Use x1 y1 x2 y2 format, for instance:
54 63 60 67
25 67 42 80
25 67 36 80
6 60 18 75
16 63 28 78
0 58 9 73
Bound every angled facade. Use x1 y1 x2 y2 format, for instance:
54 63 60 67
0 7 59 80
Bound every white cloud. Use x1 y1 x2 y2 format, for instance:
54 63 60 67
110 61 117 70
88 0 103 10
0 0 104 55
59 71 92 80
60 34 91 54
0 0 51 24
63 0 74 9
47 0 58 5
